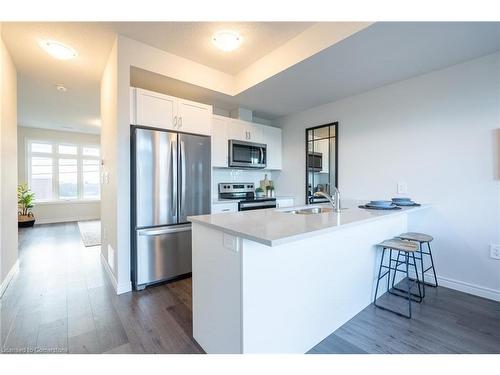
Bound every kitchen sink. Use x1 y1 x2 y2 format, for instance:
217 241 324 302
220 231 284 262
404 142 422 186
285 207 334 215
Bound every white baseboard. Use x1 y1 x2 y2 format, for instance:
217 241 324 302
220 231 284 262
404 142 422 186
436 275 500 302
0 260 19 299
100 252 132 295
35 216 100 225
407 270 500 302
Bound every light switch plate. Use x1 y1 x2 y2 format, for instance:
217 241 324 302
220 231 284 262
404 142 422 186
397 182 408 194
223 233 239 252
490 244 500 260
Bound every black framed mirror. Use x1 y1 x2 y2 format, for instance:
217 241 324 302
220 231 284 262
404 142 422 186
305 122 338 204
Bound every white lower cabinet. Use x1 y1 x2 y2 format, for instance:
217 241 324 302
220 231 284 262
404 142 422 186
276 198 295 208
211 202 238 214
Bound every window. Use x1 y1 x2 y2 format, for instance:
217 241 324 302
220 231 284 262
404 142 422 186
27 140 100 202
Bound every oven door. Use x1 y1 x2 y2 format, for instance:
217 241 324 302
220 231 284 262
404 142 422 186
228 140 267 168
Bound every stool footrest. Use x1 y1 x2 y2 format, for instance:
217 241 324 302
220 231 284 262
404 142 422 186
373 302 411 319
390 287 423 303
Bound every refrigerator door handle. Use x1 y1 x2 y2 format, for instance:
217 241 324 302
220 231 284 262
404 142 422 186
171 138 178 221
180 140 186 220
138 225 191 236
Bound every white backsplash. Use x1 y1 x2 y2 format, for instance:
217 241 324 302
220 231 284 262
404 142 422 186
212 168 275 199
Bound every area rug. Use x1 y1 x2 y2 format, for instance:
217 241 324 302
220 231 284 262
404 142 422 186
77 220 101 247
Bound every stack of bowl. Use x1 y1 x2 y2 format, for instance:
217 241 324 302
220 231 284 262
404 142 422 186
391 197 417 206
365 200 397 209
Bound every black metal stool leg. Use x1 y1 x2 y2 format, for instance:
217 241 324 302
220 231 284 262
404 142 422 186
373 247 387 305
390 249 423 302
405 252 412 318
387 249 392 293
411 252 423 302
391 251 401 289
426 242 438 287
419 242 426 298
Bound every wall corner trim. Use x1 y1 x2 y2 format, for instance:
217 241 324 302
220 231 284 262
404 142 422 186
100 252 132 295
0 259 20 299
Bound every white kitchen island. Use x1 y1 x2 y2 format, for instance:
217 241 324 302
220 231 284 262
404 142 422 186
188 201 429 354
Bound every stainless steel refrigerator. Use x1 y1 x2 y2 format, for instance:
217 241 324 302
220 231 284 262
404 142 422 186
131 126 211 290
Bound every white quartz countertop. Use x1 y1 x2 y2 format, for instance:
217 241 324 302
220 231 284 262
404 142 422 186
188 200 430 247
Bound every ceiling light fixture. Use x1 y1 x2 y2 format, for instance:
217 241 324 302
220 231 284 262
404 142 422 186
39 40 77 60
212 30 242 52
55 84 67 92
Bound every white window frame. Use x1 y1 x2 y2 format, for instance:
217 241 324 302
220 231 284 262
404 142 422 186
26 139 101 203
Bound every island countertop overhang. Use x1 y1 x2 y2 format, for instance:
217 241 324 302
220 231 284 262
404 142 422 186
188 201 430 247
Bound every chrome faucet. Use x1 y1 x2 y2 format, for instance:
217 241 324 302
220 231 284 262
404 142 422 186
314 187 341 212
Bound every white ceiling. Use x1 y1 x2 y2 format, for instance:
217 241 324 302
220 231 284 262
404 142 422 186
133 22 500 120
108 22 314 75
2 22 500 134
2 21 314 133
2 22 117 133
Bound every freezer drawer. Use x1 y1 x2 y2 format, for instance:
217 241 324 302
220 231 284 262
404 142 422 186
136 224 192 286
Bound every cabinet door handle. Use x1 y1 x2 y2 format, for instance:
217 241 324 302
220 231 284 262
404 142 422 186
221 209 230 212
248 131 251 140
173 116 177 128
179 116 182 128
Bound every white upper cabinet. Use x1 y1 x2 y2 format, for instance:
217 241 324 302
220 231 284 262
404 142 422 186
135 88 176 130
226 118 263 143
177 98 212 135
131 88 212 135
212 115 229 168
262 125 282 170
213 115 282 170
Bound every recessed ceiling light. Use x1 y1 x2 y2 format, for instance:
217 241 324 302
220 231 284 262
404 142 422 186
39 40 77 60
55 84 67 92
212 30 242 52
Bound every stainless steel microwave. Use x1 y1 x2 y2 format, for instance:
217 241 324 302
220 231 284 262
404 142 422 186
307 152 323 171
228 139 267 169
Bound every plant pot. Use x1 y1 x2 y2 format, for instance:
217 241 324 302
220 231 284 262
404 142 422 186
256 191 265 198
18 214 35 228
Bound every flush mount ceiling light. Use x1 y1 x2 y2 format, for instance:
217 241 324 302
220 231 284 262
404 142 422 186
55 84 67 92
39 40 77 60
212 30 242 52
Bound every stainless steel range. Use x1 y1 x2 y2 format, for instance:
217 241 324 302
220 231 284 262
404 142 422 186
218 183 276 211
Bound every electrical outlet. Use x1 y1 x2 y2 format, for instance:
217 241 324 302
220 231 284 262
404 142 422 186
490 244 500 260
397 182 408 194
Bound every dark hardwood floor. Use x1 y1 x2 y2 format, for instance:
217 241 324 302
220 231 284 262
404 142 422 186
1 222 499 354
1 222 202 354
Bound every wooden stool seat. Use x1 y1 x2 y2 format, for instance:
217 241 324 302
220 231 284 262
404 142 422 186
397 232 433 243
377 239 418 252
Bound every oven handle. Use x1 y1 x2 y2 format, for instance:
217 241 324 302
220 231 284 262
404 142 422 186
239 201 276 210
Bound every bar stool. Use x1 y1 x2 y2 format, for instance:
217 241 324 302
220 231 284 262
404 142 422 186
396 232 438 298
374 238 423 319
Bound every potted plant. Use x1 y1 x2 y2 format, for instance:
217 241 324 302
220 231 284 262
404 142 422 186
255 187 265 198
17 183 36 228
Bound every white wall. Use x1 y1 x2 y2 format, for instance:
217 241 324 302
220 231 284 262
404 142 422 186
212 169 275 200
100 38 125 293
17 126 100 224
276 52 500 299
0 28 18 290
